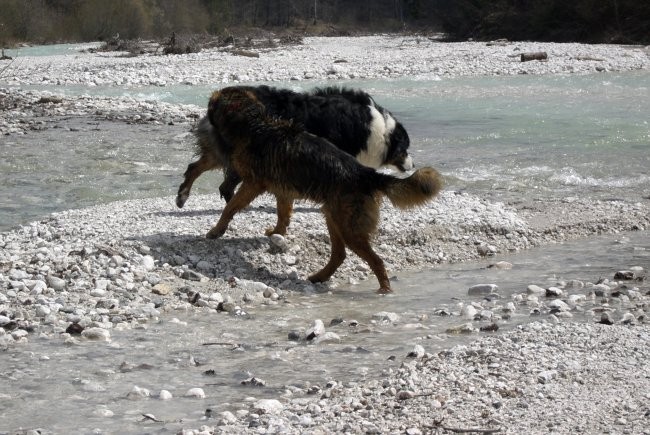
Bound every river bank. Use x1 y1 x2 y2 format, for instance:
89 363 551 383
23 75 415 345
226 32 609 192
1 36 649 434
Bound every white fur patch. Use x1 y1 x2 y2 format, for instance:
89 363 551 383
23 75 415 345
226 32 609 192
401 155 414 171
356 105 388 168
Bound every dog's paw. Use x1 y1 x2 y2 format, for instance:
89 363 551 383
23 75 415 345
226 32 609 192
264 227 287 237
175 194 188 208
219 190 234 204
307 273 323 283
206 227 226 239
376 287 394 294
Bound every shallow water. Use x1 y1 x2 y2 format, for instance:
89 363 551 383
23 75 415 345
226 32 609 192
3 71 649 231
2 231 649 433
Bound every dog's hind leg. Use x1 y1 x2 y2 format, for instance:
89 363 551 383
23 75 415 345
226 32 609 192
340 199 391 293
308 210 346 284
344 233 391 294
176 154 220 208
265 194 293 236
219 166 242 203
206 181 265 239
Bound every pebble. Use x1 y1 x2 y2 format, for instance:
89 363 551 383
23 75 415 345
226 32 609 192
152 283 172 295
81 327 111 341
46 275 66 291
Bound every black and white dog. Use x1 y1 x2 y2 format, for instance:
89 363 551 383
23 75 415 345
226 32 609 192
176 85 414 208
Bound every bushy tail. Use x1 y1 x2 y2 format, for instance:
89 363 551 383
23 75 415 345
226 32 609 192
381 167 444 209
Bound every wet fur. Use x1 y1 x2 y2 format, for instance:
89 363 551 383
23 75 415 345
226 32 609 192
176 85 412 210
204 88 443 293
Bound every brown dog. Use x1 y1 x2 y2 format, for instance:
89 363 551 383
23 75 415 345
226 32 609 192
205 87 443 293
177 85 414 236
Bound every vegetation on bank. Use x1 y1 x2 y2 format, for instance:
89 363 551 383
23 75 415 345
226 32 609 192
0 0 648 46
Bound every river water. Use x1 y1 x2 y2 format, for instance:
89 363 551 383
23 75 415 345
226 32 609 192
2 71 649 231
1 45 650 433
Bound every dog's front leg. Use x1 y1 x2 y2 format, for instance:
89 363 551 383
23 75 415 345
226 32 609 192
219 166 242 203
177 154 219 208
207 181 265 239
265 194 294 236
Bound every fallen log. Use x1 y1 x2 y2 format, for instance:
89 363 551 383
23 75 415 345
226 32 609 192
231 49 259 58
521 51 548 62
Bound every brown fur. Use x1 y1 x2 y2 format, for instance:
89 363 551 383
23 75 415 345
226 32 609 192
204 87 443 293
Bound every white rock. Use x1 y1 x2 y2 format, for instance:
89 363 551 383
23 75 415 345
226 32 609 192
127 385 150 399
158 389 173 400
90 288 107 297
526 284 545 295
219 411 238 424
47 275 66 291
11 329 29 340
548 299 570 312
313 331 341 344
253 399 283 415
185 387 206 398
461 304 478 319
407 344 425 358
82 327 111 341
372 311 400 323
567 294 586 305
35 305 51 317
269 234 288 250
92 408 114 418
305 319 325 340
142 255 155 271
9 269 29 280
537 370 557 384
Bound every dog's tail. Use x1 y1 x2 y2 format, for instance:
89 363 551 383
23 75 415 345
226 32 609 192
380 167 444 209
194 116 217 155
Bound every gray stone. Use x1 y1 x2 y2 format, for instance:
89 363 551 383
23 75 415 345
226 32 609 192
468 284 498 295
526 284 545 295
47 275 66 291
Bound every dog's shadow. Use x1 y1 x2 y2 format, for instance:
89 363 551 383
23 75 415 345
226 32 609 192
133 201 329 289
153 204 321 219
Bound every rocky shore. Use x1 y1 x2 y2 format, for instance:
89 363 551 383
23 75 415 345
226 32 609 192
1 191 649 433
1 36 650 434
2 36 650 89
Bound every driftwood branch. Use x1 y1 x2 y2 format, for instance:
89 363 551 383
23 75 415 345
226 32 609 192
442 427 501 434
231 49 259 58
520 51 548 62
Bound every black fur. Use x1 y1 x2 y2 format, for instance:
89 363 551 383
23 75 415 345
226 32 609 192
176 85 412 208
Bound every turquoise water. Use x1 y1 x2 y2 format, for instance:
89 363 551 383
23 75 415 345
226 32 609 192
3 71 649 231
3 42 100 57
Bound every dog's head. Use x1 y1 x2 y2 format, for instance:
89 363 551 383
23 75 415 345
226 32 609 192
384 122 413 172
207 87 265 130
